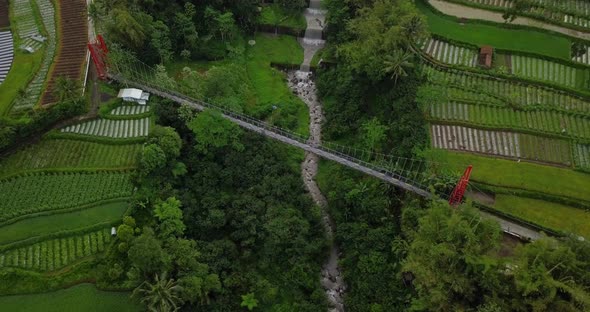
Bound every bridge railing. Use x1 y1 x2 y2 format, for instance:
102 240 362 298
109 60 434 194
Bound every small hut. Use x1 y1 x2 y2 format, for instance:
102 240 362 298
479 46 493 68
117 88 150 105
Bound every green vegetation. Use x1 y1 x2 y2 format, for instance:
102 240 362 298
0 284 139 312
258 4 307 32
0 228 112 271
430 150 590 202
0 201 128 245
0 50 43 115
0 140 141 177
245 34 308 135
0 171 133 222
416 0 572 60
493 195 590 238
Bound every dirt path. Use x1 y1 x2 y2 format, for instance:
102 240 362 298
429 0 590 41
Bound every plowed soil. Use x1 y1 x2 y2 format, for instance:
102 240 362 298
40 0 87 105
0 0 9 28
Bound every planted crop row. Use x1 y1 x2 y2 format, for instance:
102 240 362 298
431 124 572 164
60 118 151 138
429 101 590 140
575 144 590 169
110 105 150 116
0 171 133 222
39 0 87 105
11 0 57 112
0 139 142 177
510 54 580 89
420 38 478 67
424 65 590 114
0 228 111 272
453 0 590 30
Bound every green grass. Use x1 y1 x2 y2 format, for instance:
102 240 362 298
494 195 590 238
427 150 590 202
0 50 44 115
245 34 309 136
258 4 307 32
0 284 140 311
0 139 141 178
417 0 572 60
0 200 128 245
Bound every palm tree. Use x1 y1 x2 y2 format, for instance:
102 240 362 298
52 76 81 102
402 15 426 43
132 272 184 312
382 50 414 84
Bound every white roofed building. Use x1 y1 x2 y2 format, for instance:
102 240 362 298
117 88 150 105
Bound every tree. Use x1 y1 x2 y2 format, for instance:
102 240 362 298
108 9 146 49
53 76 81 102
128 228 170 275
139 144 167 176
403 201 502 311
382 50 414 84
153 197 186 239
187 109 244 153
361 117 388 152
240 293 259 311
133 272 183 312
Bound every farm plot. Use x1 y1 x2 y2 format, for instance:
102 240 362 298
0 139 142 177
40 0 87 105
0 228 112 272
575 144 590 170
11 0 56 112
12 0 43 51
60 118 151 138
510 54 582 89
0 31 14 84
420 38 478 67
430 124 572 164
424 65 590 114
0 171 133 222
429 101 590 140
0 0 8 28
110 105 150 116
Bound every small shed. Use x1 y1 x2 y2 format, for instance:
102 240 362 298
111 227 117 236
117 88 150 105
479 46 493 68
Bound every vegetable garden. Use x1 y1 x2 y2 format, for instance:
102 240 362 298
0 171 133 222
420 37 478 67
0 139 142 177
60 117 151 138
0 228 112 271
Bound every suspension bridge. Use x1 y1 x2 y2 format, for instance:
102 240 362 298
89 37 542 241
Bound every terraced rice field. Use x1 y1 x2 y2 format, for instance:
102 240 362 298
429 101 590 140
110 105 150 116
60 118 151 138
452 0 590 30
11 0 57 112
430 124 572 164
0 171 133 222
0 228 112 271
510 54 583 89
0 31 13 84
40 0 87 105
420 38 478 67
424 65 590 114
575 143 590 170
0 139 142 177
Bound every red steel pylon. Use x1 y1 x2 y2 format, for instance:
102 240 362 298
88 34 109 80
449 165 473 207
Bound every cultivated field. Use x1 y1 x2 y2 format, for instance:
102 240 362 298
60 117 151 138
40 0 87 105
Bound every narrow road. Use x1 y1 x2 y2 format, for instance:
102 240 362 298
429 0 590 41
